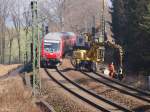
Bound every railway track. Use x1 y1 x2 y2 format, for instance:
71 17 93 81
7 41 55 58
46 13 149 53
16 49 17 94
45 68 132 112
94 71 150 97
81 71 150 103
57 56 150 111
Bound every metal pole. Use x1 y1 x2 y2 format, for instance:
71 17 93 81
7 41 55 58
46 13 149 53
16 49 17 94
31 1 35 95
31 1 41 96
97 0 105 62
38 24 41 93
102 0 105 40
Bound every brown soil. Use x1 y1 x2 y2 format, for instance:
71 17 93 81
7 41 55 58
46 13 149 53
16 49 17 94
0 75 40 112
0 64 21 76
59 59 150 110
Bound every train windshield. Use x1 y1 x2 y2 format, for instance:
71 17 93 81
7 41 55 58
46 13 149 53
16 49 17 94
44 42 60 53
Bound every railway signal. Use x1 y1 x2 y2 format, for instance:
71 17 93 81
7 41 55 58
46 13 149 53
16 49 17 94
31 1 41 96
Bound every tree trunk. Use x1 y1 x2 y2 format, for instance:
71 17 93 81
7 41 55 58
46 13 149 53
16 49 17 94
60 16 64 32
2 23 5 64
25 30 28 63
0 31 2 64
18 38 21 63
9 39 13 64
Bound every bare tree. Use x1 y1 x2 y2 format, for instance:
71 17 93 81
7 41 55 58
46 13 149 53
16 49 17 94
39 0 67 31
23 7 31 63
39 0 101 33
10 0 22 63
7 28 16 64
0 0 12 63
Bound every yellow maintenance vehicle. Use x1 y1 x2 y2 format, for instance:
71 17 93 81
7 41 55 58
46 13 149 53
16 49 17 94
71 32 105 71
71 32 124 79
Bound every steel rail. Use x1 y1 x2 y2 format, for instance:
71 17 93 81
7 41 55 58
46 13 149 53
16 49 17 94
94 71 150 97
45 68 111 112
81 71 150 103
36 99 56 112
55 68 132 112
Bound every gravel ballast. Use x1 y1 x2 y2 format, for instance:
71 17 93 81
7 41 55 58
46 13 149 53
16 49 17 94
40 69 99 112
59 59 150 111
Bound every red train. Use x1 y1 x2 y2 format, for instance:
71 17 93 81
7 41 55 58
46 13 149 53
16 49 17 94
40 32 76 67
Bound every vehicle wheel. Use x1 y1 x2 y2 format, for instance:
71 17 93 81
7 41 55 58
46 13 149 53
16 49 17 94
86 62 92 72
91 62 97 72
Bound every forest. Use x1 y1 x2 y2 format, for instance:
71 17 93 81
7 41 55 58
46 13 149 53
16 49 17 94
0 0 150 74
112 0 150 73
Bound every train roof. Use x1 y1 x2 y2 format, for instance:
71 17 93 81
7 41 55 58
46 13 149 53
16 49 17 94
44 32 76 41
61 32 76 37
44 32 62 41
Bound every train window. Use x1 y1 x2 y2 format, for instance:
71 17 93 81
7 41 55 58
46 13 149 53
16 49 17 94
76 36 85 47
44 42 60 52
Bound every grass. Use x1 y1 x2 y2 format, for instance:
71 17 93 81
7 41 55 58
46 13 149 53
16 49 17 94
0 76 40 112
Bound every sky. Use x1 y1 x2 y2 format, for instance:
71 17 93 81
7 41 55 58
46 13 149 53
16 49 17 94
107 0 112 8
6 0 112 27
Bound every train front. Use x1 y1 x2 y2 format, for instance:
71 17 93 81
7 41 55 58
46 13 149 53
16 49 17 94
41 33 62 67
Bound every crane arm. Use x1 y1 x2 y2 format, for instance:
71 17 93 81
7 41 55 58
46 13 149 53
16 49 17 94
105 40 123 74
